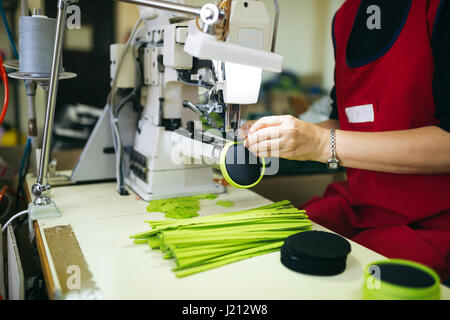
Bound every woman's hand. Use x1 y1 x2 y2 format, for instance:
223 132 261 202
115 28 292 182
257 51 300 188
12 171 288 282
239 120 256 139
243 115 329 162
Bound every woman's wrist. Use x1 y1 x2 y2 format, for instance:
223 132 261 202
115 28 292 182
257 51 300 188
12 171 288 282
312 125 331 163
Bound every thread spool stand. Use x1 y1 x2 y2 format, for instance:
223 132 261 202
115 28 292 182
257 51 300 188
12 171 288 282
3 59 19 70
6 44 77 179
8 71 77 91
7 71 77 175
6 0 79 222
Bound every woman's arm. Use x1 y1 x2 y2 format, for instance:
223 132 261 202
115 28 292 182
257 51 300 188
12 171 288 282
316 119 340 129
244 115 450 175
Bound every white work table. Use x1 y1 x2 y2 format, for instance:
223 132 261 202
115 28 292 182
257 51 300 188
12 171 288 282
25 175 450 300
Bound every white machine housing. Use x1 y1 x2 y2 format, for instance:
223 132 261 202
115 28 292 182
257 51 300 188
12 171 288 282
124 15 214 200
124 0 281 201
73 0 283 201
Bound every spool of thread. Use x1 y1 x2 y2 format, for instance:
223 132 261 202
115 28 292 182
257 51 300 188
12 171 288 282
19 15 62 76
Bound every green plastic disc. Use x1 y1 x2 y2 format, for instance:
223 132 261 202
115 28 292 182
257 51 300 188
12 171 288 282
363 259 441 300
219 141 265 189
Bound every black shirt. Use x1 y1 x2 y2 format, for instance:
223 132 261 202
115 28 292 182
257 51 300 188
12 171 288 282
330 0 450 133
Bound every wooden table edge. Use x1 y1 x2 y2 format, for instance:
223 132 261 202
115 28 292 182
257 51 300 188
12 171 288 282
34 221 56 299
24 178 56 300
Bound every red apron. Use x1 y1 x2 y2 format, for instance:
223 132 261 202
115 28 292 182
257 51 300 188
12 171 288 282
303 0 450 280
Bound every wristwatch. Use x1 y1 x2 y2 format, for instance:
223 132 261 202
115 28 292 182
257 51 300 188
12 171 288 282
327 128 339 170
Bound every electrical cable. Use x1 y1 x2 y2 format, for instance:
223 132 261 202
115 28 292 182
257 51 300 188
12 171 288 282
0 55 10 126
0 186 13 218
0 0 19 59
1 0 35 211
0 185 17 201
114 90 137 118
2 209 28 232
0 193 12 219
109 42 146 186
18 138 31 183
109 17 143 194
110 18 144 113
0 0 31 131
16 137 31 211
115 43 145 117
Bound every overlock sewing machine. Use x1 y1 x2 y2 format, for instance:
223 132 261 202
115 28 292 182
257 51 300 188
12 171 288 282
72 0 283 201
12 0 283 219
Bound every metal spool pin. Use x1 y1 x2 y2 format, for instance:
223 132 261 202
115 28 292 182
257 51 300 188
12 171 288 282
5 3 77 208
30 0 78 206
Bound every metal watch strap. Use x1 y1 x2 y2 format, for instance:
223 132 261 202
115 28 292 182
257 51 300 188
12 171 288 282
327 128 339 170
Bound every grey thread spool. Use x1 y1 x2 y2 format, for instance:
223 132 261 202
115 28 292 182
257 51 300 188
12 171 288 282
19 15 63 77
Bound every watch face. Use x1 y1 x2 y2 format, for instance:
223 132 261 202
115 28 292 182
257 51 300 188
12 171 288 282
327 160 339 170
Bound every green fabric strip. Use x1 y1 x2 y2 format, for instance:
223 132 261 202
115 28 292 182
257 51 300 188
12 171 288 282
216 200 235 208
130 200 311 277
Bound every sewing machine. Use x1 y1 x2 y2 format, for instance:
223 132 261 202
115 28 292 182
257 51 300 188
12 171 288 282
72 0 283 201
17 0 283 219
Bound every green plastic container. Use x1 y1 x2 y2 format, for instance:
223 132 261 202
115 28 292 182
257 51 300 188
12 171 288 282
219 141 265 189
363 259 441 300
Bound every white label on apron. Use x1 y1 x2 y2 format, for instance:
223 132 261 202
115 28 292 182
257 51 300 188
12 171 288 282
345 104 375 123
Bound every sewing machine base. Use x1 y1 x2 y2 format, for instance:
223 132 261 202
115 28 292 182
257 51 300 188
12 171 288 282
126 168 225 201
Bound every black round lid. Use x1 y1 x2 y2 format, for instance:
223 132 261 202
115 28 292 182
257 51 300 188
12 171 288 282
281 231 352 276
375 263 436 288
223 143 264 188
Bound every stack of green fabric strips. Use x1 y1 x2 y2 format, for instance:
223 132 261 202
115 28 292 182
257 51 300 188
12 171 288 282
131 200 312 277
